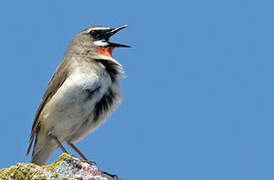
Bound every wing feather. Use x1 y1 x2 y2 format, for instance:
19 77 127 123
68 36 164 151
26 59 70 155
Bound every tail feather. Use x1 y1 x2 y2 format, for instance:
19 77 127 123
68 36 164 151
30 134 57 165
26 134 34 156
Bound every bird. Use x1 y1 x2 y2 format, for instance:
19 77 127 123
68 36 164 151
26 25 130 165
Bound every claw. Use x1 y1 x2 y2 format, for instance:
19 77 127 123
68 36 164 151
89 160 97 166
102 171 118 179
81 159 97 166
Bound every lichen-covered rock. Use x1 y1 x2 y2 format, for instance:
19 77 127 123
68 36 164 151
0 153 121 180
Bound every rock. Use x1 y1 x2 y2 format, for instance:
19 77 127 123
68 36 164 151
0 153 121 180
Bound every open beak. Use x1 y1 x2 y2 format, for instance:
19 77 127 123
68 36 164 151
105 25 131 48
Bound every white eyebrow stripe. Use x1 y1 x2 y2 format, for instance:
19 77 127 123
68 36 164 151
86 27 112 33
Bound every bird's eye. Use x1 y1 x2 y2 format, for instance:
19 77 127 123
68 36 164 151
89 30 97 36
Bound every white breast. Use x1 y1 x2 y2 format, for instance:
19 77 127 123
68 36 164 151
42 64 116 142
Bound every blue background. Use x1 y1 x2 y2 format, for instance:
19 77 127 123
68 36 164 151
0 0 273 179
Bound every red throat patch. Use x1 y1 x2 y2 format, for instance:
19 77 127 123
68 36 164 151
96 47 115 58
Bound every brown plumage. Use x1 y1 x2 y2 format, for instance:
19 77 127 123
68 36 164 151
26 25 129 165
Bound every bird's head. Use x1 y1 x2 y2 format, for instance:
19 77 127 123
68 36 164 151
66 25 130 60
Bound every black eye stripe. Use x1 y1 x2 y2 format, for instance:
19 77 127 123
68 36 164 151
89 30 109 41
89 30 108 39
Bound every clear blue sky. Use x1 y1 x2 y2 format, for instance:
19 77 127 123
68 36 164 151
0 0 273 179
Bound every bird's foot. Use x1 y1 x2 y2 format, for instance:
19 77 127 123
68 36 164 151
82 160 119 178
82 159 97 166
89 159 97 165
102 171 119 179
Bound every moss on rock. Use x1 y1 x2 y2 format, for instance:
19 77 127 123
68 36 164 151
0 153 70 180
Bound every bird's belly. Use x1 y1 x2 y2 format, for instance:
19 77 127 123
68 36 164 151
42 71 116 142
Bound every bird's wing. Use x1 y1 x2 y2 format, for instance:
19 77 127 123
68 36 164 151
26 59 70 155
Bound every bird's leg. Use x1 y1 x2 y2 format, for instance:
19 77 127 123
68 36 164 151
67 142 96 165
50 134 68 154
67 142 118 179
